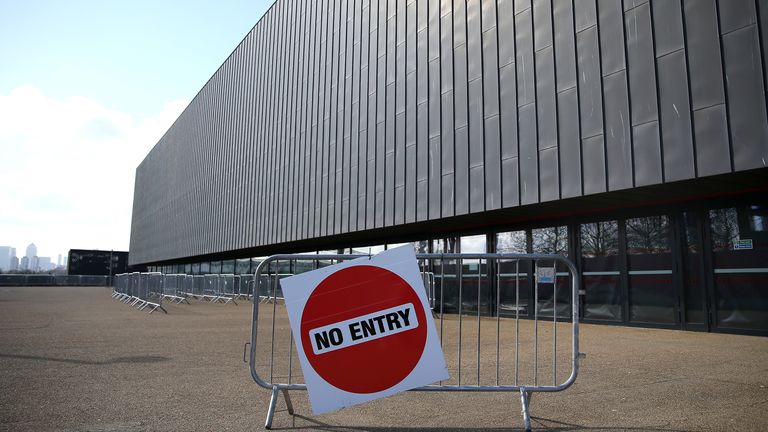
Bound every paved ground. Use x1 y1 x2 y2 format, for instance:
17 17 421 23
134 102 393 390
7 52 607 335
0 286 766 432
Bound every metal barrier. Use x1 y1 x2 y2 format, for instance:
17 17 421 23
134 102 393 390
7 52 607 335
146 273 165 311
217 274 240 304
248 253 582 431
197 274 235 303
254 274 286 303
180 275 202 299
111 272 165 314
112 273 130 301
177 274 206 300
239 275 255 300
112 273 137 304
162 274 189 304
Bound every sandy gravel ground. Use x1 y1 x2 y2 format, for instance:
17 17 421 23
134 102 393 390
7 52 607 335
0 286 766 432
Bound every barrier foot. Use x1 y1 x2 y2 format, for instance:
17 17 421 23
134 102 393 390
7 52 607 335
520 389 532 432
265 386 280 429
148 304 167 314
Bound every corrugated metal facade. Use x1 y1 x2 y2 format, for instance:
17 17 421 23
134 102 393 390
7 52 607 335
130 0 768 265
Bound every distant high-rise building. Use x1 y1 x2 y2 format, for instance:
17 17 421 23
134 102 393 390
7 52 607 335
0 246 14 271
22 243 39 272
10 256 18 271
57 254 62 266
38 257 53 272
25 243 37 260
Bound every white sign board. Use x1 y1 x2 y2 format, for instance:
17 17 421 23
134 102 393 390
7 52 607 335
280 245 449 414
537 266 556 284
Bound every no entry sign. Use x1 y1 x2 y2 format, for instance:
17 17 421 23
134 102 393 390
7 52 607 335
281 245 448 414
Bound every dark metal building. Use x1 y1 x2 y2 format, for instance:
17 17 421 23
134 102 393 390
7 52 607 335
130 0 768 334
68 250 134 276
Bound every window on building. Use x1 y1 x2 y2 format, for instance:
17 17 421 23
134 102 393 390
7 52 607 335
235 259 250 275
457 235 489 314
496 230 529 317
222 260 235 274
532 226 570 319
210 261 222 274
580 221 621 321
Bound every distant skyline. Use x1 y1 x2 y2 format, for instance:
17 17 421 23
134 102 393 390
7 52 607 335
0 0 273 259
0 243 61 272
1 241 61 262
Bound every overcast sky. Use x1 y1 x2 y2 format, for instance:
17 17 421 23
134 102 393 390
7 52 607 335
0 0 273 260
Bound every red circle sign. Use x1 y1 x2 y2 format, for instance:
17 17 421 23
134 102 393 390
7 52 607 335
300 265 427 394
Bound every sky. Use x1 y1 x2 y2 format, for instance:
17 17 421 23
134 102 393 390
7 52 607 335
0 0 273 261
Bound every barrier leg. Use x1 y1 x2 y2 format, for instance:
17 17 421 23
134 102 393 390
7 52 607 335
520 389 532 432
148 304 167 314
223 296 236 305
282 389 294 415
265 386 280 429
263 387 296 429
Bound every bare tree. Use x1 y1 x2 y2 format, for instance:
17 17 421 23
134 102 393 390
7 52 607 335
709 208 739 251
626 216 669 254
581 222 618 257
497 231 527 253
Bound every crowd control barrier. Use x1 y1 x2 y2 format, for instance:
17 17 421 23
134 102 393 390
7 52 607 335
247 253 582 431
112 272 166 314
161 274 190 304
180 275 205 299
197 274 237 303
111 272 257 310
239 275 255 300
176 274 251 303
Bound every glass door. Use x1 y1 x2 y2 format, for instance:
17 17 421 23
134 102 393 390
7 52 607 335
626 215 677 325
708 205 768 332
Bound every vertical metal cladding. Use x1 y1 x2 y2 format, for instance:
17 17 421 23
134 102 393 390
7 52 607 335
129 0 768 265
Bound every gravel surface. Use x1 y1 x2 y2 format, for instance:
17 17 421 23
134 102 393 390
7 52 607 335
0 286 766 431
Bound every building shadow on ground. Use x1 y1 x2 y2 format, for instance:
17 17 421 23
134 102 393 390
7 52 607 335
0 353 169 365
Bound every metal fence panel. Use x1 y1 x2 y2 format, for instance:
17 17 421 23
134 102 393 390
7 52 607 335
114 272 165 314
80 275 110 286
238 275 254 298
161 274 189 303
248 252 582 430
